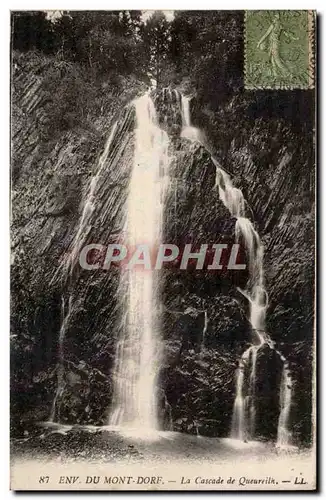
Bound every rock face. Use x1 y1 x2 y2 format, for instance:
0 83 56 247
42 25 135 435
11 52 144 430
227 137 314 446
254 344 283 441
152 87 183 136
11 57 313 446
192 93 314 445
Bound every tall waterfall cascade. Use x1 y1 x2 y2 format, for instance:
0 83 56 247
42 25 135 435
180 95 293 446
50 89 293 446
109 93 170 432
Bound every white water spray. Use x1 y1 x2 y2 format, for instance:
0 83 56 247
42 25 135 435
181 97 292 444
49 295 73 422
231 345 259 440
49 117 121 422
49 89 293 445
277 362 293 447
212 163 278 440
109 93 170 432
181 94 191 127
66 122 118 275
199 309 208 355
181 95 203 143
203 310 208 343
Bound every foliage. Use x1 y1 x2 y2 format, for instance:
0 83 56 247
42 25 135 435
170 11 243 100
142 11 171 85
12 11 147 77
12 11 151 141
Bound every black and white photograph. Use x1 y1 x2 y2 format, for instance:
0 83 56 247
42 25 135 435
10 9 316 491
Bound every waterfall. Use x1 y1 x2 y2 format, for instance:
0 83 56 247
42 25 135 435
214 167 245 218
181 95 203 143
203 310 208 343
213 166 269 344
277 362 293 447
213 162 277 440
181 94 191 127
230 344 260 440
49 295 73 422
109 93 170 432
66 121 118 275
48 88 293 444
181 96 292 444
230 353 245 441
49 115 122 421
200 310 208 354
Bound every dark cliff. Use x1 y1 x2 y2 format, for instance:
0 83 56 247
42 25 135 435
11 50 314 446
191 88 314 444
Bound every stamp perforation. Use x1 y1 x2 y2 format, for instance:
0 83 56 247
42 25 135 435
244 10 316 90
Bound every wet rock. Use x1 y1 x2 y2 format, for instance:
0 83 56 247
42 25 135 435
151 88 183 135
11 56 313 447
254 344 283 440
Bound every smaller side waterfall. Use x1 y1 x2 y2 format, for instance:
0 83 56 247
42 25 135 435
66 121 118 275
247 346 259 437
49 295 73 422
203 310 208 344
181 95 203 143
181 94 191 127
215 167 245 218
180 97 293 444
199 309 208 356
277 361 293 447
231 345 259 440
49 114 123 422
231 353 246 441
213 161 276 441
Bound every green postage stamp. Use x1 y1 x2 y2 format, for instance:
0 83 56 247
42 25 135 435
245 10 315 89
